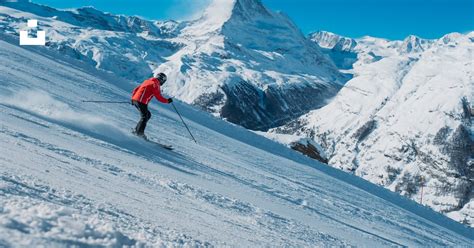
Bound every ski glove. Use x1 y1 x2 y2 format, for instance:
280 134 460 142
167 98 173 103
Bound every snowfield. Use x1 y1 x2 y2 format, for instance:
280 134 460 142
1 32 473 247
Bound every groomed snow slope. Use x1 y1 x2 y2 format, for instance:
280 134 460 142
0 36 473 246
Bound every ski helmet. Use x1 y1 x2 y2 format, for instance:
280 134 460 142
155 72 167 85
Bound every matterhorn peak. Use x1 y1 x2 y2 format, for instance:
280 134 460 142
160 0 344 130
183 0 271 36
229 0 271 20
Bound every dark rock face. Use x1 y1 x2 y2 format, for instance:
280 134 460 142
291 141 328 163
193 91 226 114
214 81 340 131
220 80 269 130
443 125 474 178
394 172 424 198
352 120 377 142
434 98 473 182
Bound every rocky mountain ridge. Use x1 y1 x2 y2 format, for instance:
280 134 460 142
270 30 474 226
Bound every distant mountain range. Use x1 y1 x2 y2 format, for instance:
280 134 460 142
269 30 474 226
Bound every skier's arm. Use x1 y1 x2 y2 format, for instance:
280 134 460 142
153 84 169 103
131 85 139 96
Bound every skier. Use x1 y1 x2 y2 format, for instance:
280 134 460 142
131 72 172 139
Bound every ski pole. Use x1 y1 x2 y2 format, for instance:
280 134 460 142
171 102 197 143
81 100 131 104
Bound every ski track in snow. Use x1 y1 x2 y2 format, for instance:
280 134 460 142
0 35 473 246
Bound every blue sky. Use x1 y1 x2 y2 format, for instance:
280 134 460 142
32 0 474 39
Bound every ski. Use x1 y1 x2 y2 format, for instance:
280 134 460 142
131 130 173 150
147 139 174 150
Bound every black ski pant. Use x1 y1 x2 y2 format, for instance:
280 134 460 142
132 100 151 135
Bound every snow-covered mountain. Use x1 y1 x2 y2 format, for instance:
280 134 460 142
308 31 359 70
158 0 347 130
0 0 347 131
270 30 474 226
0 0 184 81
310 31 357 52
1 25 474 246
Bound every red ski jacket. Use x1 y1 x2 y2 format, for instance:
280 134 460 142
131 77 168 104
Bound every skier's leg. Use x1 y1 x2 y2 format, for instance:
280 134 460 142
132 101 141 134
134 102 150 135
140 108 151 134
